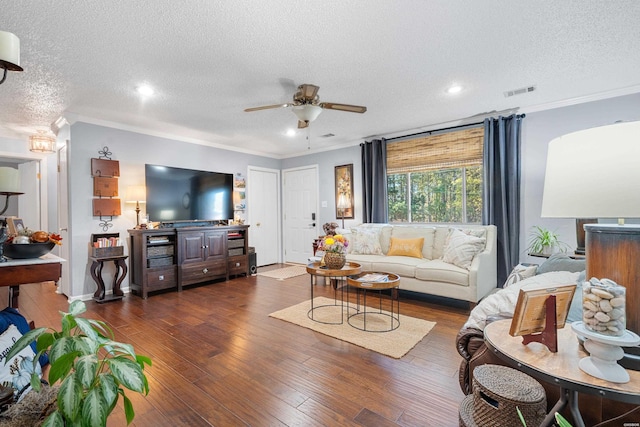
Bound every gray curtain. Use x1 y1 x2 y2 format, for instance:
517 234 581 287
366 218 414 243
361 138 388 223
482 114 525 286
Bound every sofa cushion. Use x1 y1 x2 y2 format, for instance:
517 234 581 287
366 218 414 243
415 259 470 286
537 253 586 274
353 224 393 254
387 237 424 258
463 271 581 331
391 226 436 259
346 254 423 278
348 228 383 255
442 228 486 270
503 263 538 288
433 226 487 259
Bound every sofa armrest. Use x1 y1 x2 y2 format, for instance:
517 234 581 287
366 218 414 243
467 225 497 302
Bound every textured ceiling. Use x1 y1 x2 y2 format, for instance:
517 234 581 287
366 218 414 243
1 1 640 158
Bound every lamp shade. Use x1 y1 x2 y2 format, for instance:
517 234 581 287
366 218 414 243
292 104 322 123
0 30 22 71
337 193 351 210
541 121 640 218
0 167 20 193
125 185 146 203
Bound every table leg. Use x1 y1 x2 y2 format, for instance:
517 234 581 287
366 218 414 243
8 285 19 308
113 259 127 297
540 388 584 427
90 260 106 300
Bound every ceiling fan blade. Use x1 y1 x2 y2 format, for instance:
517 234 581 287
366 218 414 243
298 84 320 101
298 120 309 129
320 102 367 113
244 103 293 112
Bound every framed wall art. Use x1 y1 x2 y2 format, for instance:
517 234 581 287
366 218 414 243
335 164 354 220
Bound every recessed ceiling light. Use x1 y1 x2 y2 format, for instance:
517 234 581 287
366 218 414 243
286 129 296 137
136 85 154 96
446 85 463 95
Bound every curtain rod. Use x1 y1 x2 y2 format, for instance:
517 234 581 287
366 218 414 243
383 113 526 143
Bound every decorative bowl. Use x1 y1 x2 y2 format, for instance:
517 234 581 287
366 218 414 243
3 241 55 259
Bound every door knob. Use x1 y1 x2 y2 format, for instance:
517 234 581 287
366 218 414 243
256 222 261 227
309 223 316 227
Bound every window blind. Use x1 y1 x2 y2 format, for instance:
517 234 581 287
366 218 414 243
387 126 484 174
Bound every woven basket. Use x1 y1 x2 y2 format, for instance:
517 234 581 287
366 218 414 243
471 365 546 427
324 252 346 269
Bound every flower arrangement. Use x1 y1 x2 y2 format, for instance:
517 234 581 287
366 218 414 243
321 234 348 254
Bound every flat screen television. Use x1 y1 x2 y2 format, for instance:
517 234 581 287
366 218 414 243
145 164 234 223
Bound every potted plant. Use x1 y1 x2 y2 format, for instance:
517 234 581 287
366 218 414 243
5 300 151 426
527 226 568 255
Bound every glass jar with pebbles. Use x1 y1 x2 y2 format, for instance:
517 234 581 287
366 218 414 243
582 277 626 336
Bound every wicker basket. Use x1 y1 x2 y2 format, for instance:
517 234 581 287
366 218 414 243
324 252 346 269
470 365 546 427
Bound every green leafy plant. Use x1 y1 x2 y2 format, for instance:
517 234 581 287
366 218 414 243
527 225 568 255
517 407 573 426
6 300 151 426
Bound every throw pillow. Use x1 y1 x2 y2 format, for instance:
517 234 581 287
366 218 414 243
0 325 42 396
537 253 586 274
348 228 383 255
503 263 538 288
387 237 424 258
463 271 582 331
442 228 486 270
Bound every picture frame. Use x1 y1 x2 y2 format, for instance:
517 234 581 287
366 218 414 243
509 283 576 337
7 217 24 235
334 164 354 219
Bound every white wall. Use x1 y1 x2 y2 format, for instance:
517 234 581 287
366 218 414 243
520 92 640 263
67 122 281 299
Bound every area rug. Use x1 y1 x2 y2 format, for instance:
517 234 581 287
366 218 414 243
269 297 436 358
257 265 307 280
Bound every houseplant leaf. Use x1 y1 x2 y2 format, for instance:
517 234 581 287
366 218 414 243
3 327 46 362
57 372 83 421
75 354 98 388
108 357 146 393
82 387 108 427
48 351 80 387
41 410 65 427
98 373 119 411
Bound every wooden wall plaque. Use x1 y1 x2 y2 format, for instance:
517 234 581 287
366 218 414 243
91 158 120 177
93 177 118 197
92 198 121 216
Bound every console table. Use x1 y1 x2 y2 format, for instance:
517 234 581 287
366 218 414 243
485 319 640 427
89 255 127 303
0 253 64 308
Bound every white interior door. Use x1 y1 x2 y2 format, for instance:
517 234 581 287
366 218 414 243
283 166 319 264
247 166 280 266
57 143 71 297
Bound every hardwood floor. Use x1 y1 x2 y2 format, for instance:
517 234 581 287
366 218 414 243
4 265 470 426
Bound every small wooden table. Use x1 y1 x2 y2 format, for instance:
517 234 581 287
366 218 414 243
306 261 361 324
89 255 128 303
0 254 64 308
484 319 640 427
346 272 400 332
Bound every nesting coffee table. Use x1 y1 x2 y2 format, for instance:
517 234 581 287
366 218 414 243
346 272 400 332
306 261 361 324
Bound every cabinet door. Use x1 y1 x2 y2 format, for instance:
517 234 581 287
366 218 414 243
178 232 205 264
204 231 227 259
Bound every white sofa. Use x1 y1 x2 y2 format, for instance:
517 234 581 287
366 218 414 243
342 224 497 304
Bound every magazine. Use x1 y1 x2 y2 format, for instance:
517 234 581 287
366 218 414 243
357 273 388 282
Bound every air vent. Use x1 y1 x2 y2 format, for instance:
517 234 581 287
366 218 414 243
320 133 335 138
504 85 536 98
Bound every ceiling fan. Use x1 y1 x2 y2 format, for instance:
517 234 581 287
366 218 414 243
244 84 367 128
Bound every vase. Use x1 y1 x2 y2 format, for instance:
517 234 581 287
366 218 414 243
324 252 346 269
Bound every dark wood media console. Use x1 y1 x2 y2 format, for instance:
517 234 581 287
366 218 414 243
128 225 249 298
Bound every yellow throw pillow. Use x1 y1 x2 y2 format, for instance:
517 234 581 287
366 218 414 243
387 237 424 258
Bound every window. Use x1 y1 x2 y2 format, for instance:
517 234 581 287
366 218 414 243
387 126 483 223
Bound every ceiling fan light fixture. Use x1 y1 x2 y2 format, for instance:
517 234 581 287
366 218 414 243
292 104 322 123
